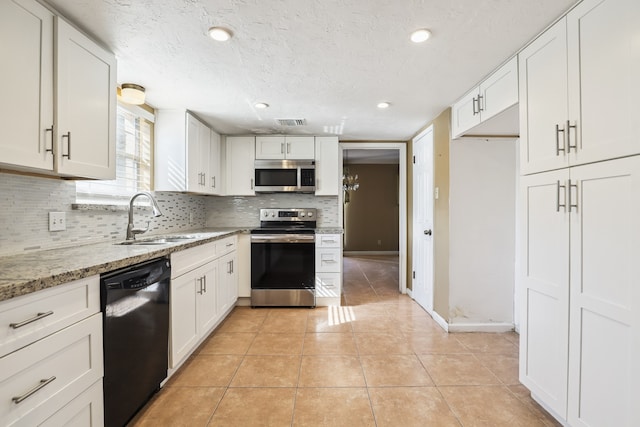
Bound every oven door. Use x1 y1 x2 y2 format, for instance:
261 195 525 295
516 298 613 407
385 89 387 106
251 234 315 290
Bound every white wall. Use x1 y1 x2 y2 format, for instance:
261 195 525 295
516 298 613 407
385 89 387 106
448 138 517 330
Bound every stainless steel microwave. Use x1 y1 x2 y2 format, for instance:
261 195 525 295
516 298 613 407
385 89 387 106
254 159 316 193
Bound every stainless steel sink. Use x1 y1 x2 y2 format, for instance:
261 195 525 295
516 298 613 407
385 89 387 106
116 236 196 245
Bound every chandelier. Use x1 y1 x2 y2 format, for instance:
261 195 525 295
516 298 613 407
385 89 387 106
342 168 360 191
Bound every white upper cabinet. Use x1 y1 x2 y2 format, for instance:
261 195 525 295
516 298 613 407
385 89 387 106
209 130 222 195
225 136 256 196
255 136 315 159
155 110 220 194
520 0 640 175
451 57 518 138
314 136 339 196
0 1 116 179
55 17 116 179
0 0 54 172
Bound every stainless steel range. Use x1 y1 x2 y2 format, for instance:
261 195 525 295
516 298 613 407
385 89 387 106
251 208 316 307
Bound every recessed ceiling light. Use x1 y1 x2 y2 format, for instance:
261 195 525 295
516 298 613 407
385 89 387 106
377 102 391 109
208 27 232 41
410 29 432 43
255 102 269 109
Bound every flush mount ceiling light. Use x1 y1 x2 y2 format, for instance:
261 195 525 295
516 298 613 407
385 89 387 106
208 26 233 41
410 29 432 43
119 83 145 105
377 102 391 109
254 102 269 109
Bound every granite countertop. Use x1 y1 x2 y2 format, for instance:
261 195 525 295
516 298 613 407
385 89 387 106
315 228 344 234
0 228 248 303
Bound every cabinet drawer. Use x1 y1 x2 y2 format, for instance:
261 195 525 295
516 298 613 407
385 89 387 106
316 248 341 273
171 241 217 278
0 276 99 358
316 234 341 248
0 313 103 427
40 379 103 427
316 273 341 298
216 235 237 256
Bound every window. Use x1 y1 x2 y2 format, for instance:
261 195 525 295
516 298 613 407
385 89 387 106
76 103 154 203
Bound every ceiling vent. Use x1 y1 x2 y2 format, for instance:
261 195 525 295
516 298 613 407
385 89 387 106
276 118 307 127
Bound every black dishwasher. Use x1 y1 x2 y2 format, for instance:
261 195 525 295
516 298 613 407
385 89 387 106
100 257 171 427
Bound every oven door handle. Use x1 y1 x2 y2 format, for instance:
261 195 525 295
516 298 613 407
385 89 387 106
251 234 316 243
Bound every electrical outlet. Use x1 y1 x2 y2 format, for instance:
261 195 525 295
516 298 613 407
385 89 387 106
49 212 66 231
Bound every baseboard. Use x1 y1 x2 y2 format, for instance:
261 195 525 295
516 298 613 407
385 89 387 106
343 251 399 256
447 322 514 333
431 310 449 332
235 297 251 307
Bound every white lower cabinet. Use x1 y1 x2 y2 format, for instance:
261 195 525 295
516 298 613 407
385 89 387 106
315 234 342 306
40 379 103 427
0 313 103 427
170 236 239 370
519 156 640 425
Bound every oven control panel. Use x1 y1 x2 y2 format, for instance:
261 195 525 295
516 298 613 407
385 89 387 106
260 208 316 221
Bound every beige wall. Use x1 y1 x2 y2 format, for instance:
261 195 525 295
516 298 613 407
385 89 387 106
407 108 451 316
343 164 399 251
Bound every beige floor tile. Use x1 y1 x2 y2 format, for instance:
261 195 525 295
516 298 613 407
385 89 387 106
440 385 552 426
198 332 256 355
216 315 265 333
208 388 296 427
303 333 357 355
292 388 375 427
261 313 308 333
354 332 414 355
475 352 520 385
360 355 434 386
418 354 501 386
399 315 447 334
227 306 270 319
247 333 305 355
230 355 301 387
369 387 460 427
132 386 224 427
299 355 365 387
306 310 354 333
453 332 519 354
170 354 243 387
405 332 469 354
508 385 563 426
350 315 401 333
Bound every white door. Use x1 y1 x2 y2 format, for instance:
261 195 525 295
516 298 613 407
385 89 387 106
567 157 640 427
412 127 434 313
0 0 54 171
518 169 570 421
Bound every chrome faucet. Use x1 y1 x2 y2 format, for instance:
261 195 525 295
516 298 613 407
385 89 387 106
126 192 163 240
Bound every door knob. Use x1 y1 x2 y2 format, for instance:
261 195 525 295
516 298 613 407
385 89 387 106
424 229 432 235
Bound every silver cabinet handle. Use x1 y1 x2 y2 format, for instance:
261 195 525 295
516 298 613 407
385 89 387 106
556 180 567 212
555 124 566 156
568 179 578 212
280 143 284 154
231 260 234 274
287 143 291 154
424 229 432 235
472 97 478 115
202 276 207 293
227 260 232 274
12 377 56 404
477 94 484 112
196 277 203 294
211 176 216 188
45 126 54 155
62 132 71 159
250 178 254 189
10 311 54 329
566 120 577 153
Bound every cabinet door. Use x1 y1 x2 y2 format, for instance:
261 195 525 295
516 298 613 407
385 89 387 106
314 137 339 195
285 136 315 159
170 269 199 368
218 252 238 315
40 379 103 427
518 169 570 421
55 18 116 179
0 0 54 172
209 129 222 195
186 113 203 191
197 263 218 336
567 0 640 166
479 57 518 122
255 136 285 159
519 19 569 175
567 157 640 427
225 136 256 196
451 87 481 139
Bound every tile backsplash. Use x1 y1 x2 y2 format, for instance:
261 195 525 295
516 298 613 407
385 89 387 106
0 172 339 256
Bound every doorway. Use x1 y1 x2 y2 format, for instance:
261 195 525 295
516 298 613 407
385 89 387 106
339 142 407 294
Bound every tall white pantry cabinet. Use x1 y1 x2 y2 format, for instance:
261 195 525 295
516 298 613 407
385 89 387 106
517 0 640 425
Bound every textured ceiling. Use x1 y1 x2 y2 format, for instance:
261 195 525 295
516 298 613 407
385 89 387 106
45 0 578 141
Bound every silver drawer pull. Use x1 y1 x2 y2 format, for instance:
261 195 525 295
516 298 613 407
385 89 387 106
12 376 56 404
10 311 54 329
226 243 233 247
